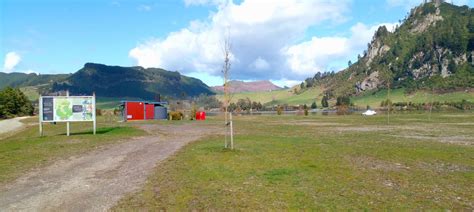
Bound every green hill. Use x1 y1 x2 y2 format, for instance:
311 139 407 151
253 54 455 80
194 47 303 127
0 72 69 91
301 1 474 98
52 63 213 99
0 63 214 102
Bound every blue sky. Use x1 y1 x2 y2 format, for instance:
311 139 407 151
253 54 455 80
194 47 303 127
1 0 473 87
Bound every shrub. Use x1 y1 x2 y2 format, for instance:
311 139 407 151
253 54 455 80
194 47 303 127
321 96 329 108
168 111 184 120
276 106 283 115
190 103 197 120
336 96 351 106
0 87 34 119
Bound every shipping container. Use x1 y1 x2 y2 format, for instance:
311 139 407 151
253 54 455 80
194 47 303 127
121 101 167 121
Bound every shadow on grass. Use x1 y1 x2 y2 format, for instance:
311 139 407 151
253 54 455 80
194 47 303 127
59 127 123 136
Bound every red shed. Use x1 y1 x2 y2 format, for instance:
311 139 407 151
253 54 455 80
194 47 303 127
121 101 168 121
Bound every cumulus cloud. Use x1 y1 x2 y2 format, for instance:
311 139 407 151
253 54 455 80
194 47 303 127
284 22 397 75
250 57 270 70
130 0 396 82
3 52 21 73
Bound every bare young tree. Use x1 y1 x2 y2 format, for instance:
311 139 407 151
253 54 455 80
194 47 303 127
222 30 234 149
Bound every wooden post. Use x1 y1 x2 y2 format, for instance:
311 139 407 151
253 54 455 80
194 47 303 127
230 112 234 150
387 82 390 125
39 95 43 136
429 87 433 121
93 92 96 135
224 108 228 148
66 90 70 136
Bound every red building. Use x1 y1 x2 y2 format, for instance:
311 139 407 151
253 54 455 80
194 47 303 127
121 101 168 121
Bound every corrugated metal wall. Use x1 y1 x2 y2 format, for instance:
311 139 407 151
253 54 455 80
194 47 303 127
154 106 167 120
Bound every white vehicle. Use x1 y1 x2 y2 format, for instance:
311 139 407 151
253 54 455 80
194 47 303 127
362 109 377 116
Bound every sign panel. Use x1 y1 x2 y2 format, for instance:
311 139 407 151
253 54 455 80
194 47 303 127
42 97 54 121
41 96 95 122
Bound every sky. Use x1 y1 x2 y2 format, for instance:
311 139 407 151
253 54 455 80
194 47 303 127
1 0 473 87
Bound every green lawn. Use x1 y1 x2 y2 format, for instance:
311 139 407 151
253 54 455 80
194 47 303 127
217 87 323 106
0 116 146 185
114 112 474 210
352 88 474 108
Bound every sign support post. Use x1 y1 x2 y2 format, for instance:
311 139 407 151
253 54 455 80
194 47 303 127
93 92 96 135
39 95 43 136
66 90 70 136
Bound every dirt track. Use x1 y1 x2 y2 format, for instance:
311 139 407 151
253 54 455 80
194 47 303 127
0 122 219 211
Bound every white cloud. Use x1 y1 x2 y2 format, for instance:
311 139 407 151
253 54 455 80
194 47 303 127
283 22 397 75
271 79 301 88
130 0 351 81
23 69 39 75
3 52 21 73
129 1 399 82
250 57 270 70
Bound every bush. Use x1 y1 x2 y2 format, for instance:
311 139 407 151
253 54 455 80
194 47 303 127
168 111 184 120
336 96 351 106
0 87 34 119
311 101 317 109
321 96 329 108
190 103 197 120
276 106 283 115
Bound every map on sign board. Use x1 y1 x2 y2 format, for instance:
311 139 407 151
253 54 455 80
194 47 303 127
42 96 94 122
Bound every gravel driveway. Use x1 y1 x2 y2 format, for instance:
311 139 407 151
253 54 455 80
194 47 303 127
0 117 29 135
0 122 220 211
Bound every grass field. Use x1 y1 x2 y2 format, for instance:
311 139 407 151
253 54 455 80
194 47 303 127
216 88 474 108
217 87 323 106
20 86 40 101
352 88 474 108
0 117 145 185
114 112 474 210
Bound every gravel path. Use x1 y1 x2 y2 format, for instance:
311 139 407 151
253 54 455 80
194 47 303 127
0 117 29 135
0 122 220 211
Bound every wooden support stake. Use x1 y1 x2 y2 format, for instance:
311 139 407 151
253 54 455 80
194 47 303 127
230 112 234 150
66 90 70 136
93 92 96 135
39 95 43 136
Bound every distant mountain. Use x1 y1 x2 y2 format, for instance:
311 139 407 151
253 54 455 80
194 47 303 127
0 72 69 90
52 63 214 99
301 1 474 97
0 63 214 100
212 80 281 93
